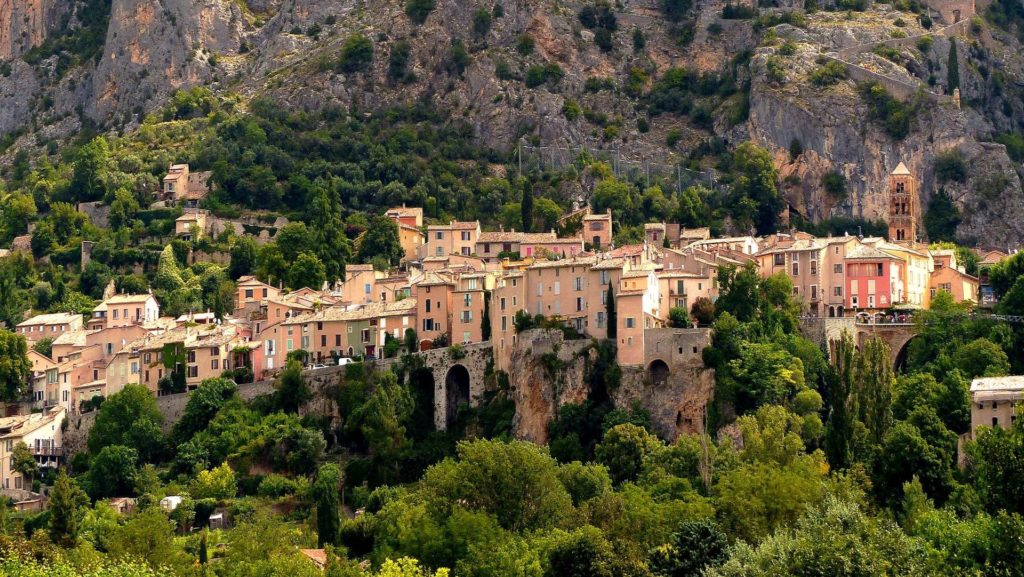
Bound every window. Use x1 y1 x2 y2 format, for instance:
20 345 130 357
361 329 370 343
435 246 444 256
600 271 610 285
211 358 219 370
187 350 196 363
461 311 472 323
187 365 199 378
461 247 471 256
596 311 606 328
245 289 254 298
113 309 119 320
834 286 843 297
811 285 818 300
553 281 560 295
576 297 584 312
262 288 268 298
321 335 327 347
876 264 884 276
501 316 507 331
335 334 341 346
810 260 817 276
792 261 799 276
426 300 431 313
463 294 472 307
537 283 543 297
834 264 843 274
575 277 583 291
436 231 444 240
484 243 491 253
773 253 785 266
463 332 471 343
131 362 139 374
625 317 635 329
500 297 507 311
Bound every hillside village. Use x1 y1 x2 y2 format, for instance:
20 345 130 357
1 158 1017 498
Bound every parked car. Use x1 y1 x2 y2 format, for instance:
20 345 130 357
336 357 354 366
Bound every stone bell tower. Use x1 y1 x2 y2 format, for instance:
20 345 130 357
887 161 918 243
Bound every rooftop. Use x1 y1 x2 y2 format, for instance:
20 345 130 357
970 376 1024 393
17 312 82 328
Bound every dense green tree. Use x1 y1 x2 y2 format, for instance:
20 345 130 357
546 526 618 577
229 236 259 280
88 445 140 499
288 251 327 290
0 330 31 402
88 383 164 454
405 0 436 23
969 420 1024 514
824 333 855 469
953 337 1010 378
108 188 140 230
730 142 783 234
275 359 311 413
358 215 404 266
422 439 573 531
872 412 954 507
924 188 961 242
650 519 729 577
595 423 664 485
710 497 936 576
339 33 374 73
727 342 806 413
854 337 894 446
173 377 238 442
69 136 110 202
313 463 343 547
947 38 960 94
49 469 89 547
309 186 351 281
521 184 535 233
191 462 238 500
11 441 38 489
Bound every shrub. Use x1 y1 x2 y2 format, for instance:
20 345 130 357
338 34 373 73
822 171 847 198
916 35 933 52
473 8 492 37
789 138 803 160
594 28 614 52
778 40 797 56
661 0 693 21
995 133 1024 162
495 59 514 80
666 129 682 147
935 149 968 183
516 34 535 55
722 3 758 19
810 60 847 87
405 0 436 24
562 99 582 120
585 76 616 92
859 82 913 139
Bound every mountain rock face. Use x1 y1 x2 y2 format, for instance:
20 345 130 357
2 0 1024 245
0 0 65 60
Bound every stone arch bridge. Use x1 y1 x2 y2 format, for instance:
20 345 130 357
802 317 918 370
412 342 492 431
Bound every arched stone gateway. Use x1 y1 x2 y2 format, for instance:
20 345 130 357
648 359 670 386
412 342 492 430
445 365 471 428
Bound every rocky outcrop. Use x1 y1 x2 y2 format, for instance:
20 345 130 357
0 0 65 60
2 1 1024 245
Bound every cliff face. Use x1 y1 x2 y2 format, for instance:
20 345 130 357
2 0 1024 245
0 0 64 60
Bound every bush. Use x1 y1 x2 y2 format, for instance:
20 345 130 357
810 60 847 87
594 28 614 52
859 82 913 139
916 35 934 52
562 99 582 120
722 3 758 19
995 133 1024 162
935 149 968 183
338 34 373 73
516 34 535 55
666 129 682 148
473 8 492 37
789 138 803 160
778 40 797 56
405 0 436 24
524 63 563 88
822 171 846 198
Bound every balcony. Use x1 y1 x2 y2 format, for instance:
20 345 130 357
31 446 63 457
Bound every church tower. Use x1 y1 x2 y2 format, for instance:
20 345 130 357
888 162 918 243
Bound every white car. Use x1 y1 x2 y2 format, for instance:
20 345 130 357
336 357 354 366
308 363 328 370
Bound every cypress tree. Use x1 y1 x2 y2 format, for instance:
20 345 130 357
49 469 88 548
855 337 894 446
947 39 960 95
313 463 343 547
521 184 534 233
824 332 855 470
606 287 617 340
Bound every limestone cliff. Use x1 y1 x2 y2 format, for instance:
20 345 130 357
2 0 1024 245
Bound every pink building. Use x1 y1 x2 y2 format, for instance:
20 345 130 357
844 244 904 312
